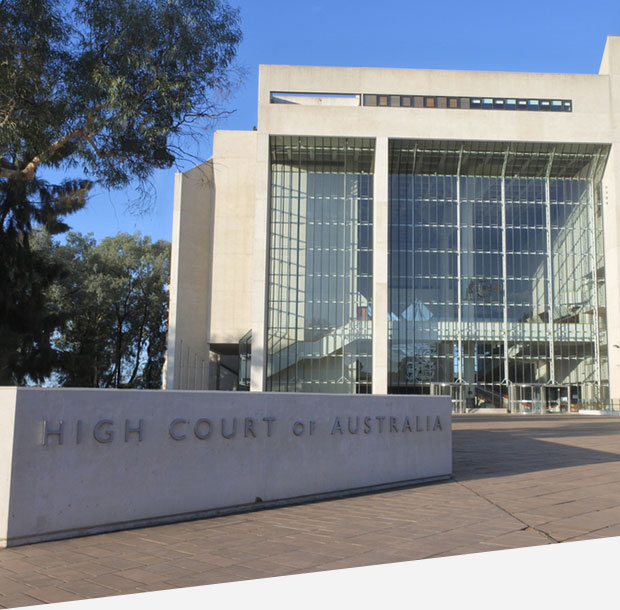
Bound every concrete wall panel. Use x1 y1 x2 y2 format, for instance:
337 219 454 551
0 388 451 547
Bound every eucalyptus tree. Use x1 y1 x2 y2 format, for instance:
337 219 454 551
35 230 170 388
0 0 242 383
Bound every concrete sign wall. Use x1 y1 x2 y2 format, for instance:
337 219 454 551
0 388 452 547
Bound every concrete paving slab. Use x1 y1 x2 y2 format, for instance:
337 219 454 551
1 415 620 608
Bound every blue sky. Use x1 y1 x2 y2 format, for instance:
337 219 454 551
63 0 620 243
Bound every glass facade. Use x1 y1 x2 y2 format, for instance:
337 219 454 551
264 137 609 409
388 140 609 412
266 136 374 393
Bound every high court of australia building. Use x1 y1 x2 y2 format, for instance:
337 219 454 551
164 36 620 414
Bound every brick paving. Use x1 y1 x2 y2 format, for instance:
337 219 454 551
2 415 620 607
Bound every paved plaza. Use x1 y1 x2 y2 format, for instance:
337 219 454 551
2 415 620 607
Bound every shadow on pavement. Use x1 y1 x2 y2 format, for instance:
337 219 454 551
453 417 620 480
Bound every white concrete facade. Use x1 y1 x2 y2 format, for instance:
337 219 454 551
166 36 620 409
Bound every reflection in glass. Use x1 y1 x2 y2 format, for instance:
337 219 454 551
267 137 374 393
388 140 609 411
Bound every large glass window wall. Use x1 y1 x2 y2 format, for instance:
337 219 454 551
267 136 374 393
388 140 609 411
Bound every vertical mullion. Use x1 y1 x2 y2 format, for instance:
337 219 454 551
545 155 556 384
342 140 347 389
293 138 307 391
456 149 463 383
501 152 509 385
317 138 323 389
411 147 417 390
588 179 601 391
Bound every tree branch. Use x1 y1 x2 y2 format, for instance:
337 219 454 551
85 134 108 158
0 167 22 179
21 128 85 180
0 98 16 129
13 105 106 181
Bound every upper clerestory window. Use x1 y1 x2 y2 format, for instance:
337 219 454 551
270 91 574 112
354 93 573 111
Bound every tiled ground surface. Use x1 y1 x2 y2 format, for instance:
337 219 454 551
2 415 620 607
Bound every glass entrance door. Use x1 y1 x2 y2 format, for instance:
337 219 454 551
431 383 467 413
509 385 544 414
509 384 570 413
545 385 570 413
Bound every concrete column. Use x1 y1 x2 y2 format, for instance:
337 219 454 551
164 167 213 390
250 133 271 391
372 137 389 394
164 172 184 390
602 152 620 402
600 36 620 403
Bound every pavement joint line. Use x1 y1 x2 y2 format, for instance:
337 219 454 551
451 476 560 544
559 522 620 543
522 525 558 542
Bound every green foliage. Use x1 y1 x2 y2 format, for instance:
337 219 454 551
1 0 242 187
34 230 170 388
0 176 91 384
0 228 63 384
0 0 241 383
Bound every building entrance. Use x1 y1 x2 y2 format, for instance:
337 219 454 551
508 384 571 413
429 382 575 413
